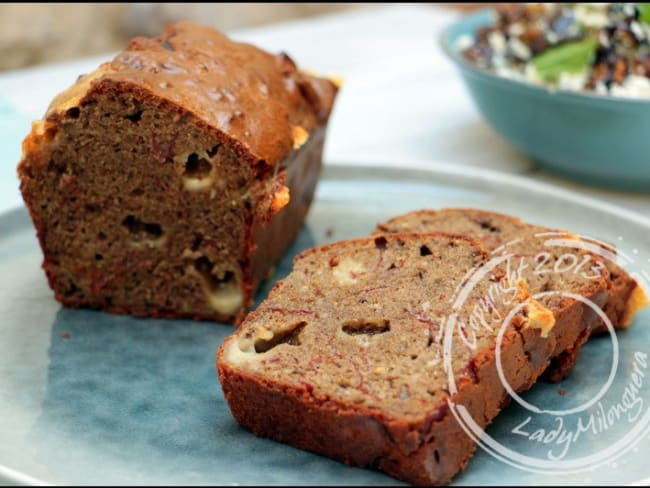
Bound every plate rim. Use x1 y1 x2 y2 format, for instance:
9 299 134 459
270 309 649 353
324 158 650 230
0 464 49 486
2 158 649 486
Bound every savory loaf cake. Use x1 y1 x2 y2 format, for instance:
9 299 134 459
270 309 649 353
218 232 610 485
374 208 648 381
17 21 338 323
374 208 647 333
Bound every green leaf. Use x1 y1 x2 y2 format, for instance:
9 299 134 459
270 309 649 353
638 3 650 24
532 37 598 83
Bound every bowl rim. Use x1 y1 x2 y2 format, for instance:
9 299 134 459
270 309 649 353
439 7 650 106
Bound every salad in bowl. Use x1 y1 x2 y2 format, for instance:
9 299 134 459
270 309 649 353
441 3 650 189
459 3 650 98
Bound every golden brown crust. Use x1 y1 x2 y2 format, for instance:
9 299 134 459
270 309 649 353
17 23 338 324
46 21 338 169
247 128 326 302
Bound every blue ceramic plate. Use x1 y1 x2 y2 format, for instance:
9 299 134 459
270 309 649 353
440 9 650 191
1 161 650 485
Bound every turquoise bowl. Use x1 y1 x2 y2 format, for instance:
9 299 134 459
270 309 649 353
441 9 650 191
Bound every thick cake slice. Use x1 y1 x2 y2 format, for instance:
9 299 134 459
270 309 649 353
17 21 338 323
374 208 648 380
218 233 610 485
374 208 644 332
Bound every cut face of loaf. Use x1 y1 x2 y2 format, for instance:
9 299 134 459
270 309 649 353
374 208 644 332
374 208 647 380
218 233 610 485
17 22 338 323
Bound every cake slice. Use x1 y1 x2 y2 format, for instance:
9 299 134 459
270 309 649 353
218 232 610 485
17 21 338 323
374 208 648 380
374 208 645 332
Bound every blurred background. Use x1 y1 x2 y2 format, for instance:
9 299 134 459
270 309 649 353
0 3 478 71
4 3 644 197
0 3 359 71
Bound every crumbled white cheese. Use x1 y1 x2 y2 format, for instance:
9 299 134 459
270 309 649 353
332 258 367 285
509 38 532 60
573 4 611 28
524 63 544 84
495 65 525 81
610 75 650 98
492 55 507 69
546 31 559 44
557 71 589 92
455 34 474 51
595 82 609 95
623 3 636 17
508 22 525 37
630 21 646 41
487 31 507 54
598 31 611 48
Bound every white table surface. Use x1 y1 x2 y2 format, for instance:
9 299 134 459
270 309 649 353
0 4 647 216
